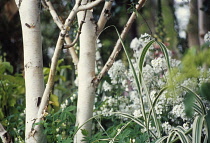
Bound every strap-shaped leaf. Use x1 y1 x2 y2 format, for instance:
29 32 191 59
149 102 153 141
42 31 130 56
192 115 205 143
147 87 168 129
155 136 168 143
193 103 203 115
181 85 206 115
138 40 156 74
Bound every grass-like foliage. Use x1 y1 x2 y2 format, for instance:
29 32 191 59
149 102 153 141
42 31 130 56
92 26 210 142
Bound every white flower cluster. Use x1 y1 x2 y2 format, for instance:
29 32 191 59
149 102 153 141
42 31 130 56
130 33 154 60
162 122 172 134
94 34 210 137
204 31 210 43
60 94 77 111
108 60 127 84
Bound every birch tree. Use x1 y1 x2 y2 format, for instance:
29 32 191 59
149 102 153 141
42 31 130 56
13 0 147 142
15 0 46 142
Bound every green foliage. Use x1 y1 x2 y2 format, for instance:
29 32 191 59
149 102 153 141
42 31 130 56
0 59 25 142
43 59 74 104
42 106 76 142
199 82 210 102
106 32 209 142
83 120 150 143
181 48 210 78
0 60 25 119
183 93 195 117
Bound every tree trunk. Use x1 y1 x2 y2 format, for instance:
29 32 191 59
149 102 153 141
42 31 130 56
74 0 97 142
198 0 210 46
16 0 46 142
188 0 200 47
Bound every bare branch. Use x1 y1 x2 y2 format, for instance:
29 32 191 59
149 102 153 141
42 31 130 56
41 0 48 10
92 0 147 85
78 0 104 11
65 36 79 65
63 11 87 49
0 123 13 143
34 2 83 133
45 0 63 30
97 0 114 35
43 0 79 64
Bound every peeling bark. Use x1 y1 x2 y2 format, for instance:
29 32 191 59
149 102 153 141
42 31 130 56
15 0 46 142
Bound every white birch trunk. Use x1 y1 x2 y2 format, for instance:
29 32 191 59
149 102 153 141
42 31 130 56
74 0 97 142
16 0 46 142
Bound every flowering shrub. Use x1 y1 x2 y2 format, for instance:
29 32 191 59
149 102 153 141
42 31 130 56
93 33 210 141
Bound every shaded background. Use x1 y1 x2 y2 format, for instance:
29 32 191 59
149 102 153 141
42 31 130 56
0 0 210 73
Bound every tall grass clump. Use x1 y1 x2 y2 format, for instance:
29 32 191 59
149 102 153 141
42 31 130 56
92 27 210 142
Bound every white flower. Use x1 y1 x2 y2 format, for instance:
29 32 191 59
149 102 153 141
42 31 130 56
133 109 142 118
74 77 78 86
102 81 112 91
96 39 102 48
130 37 140 50
65 99 68 105
150 90 156 101
70 96 74 102
151 57 166 73
183 122 190 130
162 122 172 134
60 103 66 110
155 103 163 115
204 31 210 43
142 64 154 83
108 60 126 84
170 59 181 68
171 103 187 120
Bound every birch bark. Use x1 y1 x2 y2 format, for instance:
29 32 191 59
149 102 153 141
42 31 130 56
16 0 46 142
74 0 97 142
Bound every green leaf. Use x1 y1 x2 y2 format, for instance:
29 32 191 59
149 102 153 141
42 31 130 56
60 65 71 70
0 61 13 74
155 136 168 143
0 108 4 119
81 129 89 136
8 97 16 106
43 67 50 75
50 94 60 107
183 93 195 117
205 110 210 143
147 87 168 125
65 106 76 112
0 75 24 85
181 86 206 115
192 115 205 143
138 40 156 74
199 82 210 102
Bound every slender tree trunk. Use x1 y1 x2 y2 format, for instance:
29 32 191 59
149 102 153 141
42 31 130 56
16 0 46 142
187 0 200 47
74 0 97 142
198 0 210 46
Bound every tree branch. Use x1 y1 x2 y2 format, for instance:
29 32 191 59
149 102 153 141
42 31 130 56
34 2 85 133
63 12 87 49
92 0 147 85
78 0 104 11
43 0 79 65
45 0 63 30
0 123 13 143
97 0 114 35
